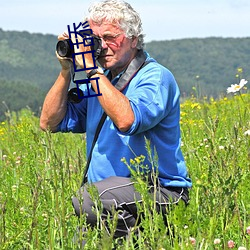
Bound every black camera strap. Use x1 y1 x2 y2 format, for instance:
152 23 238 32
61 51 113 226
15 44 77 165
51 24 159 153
81 50 150 186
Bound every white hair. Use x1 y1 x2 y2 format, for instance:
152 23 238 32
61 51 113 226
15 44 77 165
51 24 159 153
86 0 145 49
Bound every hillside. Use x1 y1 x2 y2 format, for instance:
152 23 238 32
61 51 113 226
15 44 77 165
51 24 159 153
0 29 249 120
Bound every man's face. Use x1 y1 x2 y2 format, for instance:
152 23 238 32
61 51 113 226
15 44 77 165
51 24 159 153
89 19 137 73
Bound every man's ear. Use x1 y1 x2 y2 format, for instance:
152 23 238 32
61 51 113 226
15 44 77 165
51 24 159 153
131 36 139 49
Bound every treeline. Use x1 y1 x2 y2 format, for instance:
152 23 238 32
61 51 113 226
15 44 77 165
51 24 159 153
0 29 60 120
0 79 46 120
0 28 249 120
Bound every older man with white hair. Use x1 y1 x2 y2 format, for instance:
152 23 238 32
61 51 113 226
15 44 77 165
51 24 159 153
40 0 192 243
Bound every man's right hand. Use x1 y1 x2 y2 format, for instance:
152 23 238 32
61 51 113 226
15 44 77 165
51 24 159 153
56 33 74 71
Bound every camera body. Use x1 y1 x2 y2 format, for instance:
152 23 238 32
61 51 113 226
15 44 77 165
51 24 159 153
56 31 103 60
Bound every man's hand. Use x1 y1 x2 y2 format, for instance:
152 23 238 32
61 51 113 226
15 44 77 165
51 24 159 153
56 33 74 71
70 33 96 69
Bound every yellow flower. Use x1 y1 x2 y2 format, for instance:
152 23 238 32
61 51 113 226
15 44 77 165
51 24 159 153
237 67 243 73
191 103 201 109
130 159 135 165
135 157 141 164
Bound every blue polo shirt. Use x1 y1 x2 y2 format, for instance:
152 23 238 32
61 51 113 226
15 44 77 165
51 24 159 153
57 52 192 188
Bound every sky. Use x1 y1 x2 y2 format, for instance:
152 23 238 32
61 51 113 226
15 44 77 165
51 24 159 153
1 0 250 42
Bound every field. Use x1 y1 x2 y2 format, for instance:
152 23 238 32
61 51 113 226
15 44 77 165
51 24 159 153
0 90 249 249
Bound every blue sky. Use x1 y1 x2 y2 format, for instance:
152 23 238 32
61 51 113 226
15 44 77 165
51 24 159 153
1 0 250 42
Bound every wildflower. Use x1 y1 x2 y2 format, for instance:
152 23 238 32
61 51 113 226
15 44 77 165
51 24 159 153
130 159 135 165
196 180 202 185
246 226 250 235
189 237 196 246
12 185 17 192
238 247 246 250
42 213 48 221
244 130 250 136
237 67 243 73
227 79 248 93
219 145 224 150
191 103 201 109
228 240 235 248
214 238 221 244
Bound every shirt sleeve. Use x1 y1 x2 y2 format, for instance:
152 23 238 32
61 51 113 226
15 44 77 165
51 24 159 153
119 63 180 135
56 98 88 133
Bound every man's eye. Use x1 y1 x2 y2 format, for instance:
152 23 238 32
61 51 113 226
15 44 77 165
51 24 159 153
103 35 115 41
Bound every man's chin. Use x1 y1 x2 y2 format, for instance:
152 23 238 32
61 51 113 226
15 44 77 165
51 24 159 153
98 59 113 70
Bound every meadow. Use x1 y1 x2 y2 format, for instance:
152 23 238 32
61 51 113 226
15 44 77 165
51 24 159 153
0 89 249 249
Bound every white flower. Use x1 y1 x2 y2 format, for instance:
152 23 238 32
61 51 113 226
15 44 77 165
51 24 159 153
214 238 221 244
189 237 196 245
238 247 246 250
244 130 250 136
227 79 248 93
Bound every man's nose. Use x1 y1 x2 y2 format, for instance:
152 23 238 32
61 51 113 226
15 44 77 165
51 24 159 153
101 38 108 49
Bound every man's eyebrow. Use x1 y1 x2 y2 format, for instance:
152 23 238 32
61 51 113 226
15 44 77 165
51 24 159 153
102 31 118 35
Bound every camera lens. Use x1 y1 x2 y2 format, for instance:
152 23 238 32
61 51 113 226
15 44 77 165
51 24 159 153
68 88 84 103
56 39 72 57
56 35 103 59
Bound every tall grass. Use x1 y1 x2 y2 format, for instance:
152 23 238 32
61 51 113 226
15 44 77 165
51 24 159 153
0 93 249 249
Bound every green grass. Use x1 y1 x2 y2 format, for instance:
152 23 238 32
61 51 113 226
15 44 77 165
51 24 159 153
0 93 249 249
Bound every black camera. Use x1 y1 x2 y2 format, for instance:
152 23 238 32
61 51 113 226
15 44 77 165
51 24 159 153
56 31 103 60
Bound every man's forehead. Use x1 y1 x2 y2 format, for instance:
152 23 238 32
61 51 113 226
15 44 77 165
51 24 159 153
89 20 122 33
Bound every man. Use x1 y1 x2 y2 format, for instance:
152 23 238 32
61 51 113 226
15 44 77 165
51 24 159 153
40 0 192 242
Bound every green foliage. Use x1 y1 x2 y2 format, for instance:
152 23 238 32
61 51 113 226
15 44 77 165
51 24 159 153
0 29 61 121
0 93 249 249
0 28 60 89
0 79 46 121
0 109 85 249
